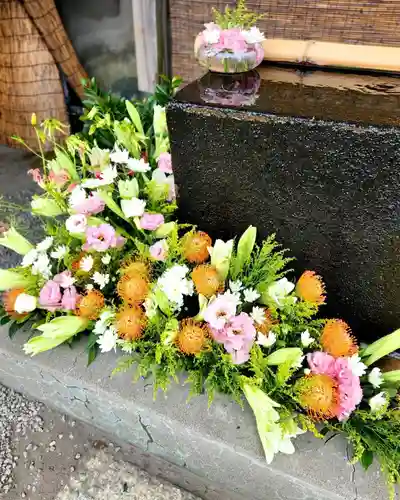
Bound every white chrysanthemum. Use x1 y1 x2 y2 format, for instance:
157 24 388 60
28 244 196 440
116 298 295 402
36 236 53 252
50 245 68 260
257 331 276 347
243 288 260 303
80 255 94 272
368 367 383 388
369 392 388 412
101 254 111 265
349 354 367 377
94 309 115 336
157 265 193 310
21 249 38 268
241 26 265 44
251 306 265 325
31 253 51 278
97 327 118 353
92 272 110 289
301 330 314 347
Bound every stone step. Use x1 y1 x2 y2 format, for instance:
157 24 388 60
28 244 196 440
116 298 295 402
0 327 387 500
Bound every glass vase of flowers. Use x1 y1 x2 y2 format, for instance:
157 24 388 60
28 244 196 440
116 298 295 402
194 0 265 73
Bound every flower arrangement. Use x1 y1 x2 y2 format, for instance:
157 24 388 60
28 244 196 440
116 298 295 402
194 0 265 73
1 82 400 498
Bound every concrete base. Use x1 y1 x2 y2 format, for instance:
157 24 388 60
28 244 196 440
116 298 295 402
0 328 389 500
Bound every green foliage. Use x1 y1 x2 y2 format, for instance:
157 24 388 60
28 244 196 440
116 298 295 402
80 76 182 150
212 0 265 29
232 234 292 291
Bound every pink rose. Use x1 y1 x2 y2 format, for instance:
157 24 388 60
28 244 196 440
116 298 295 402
157 152 173 174
39 280 62 311
54 271 75 289
140 213 164 231
149 240 168 261
61 286 78 310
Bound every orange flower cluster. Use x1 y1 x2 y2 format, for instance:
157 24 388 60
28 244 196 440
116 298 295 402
182 231 212 264
296 271 326 305
320 319 358 358
296 373 339 420
177 319 209 355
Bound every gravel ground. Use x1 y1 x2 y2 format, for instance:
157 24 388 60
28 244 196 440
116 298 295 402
0 383 200 500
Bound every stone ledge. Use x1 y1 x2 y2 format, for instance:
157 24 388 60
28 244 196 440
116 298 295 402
0 327 387 500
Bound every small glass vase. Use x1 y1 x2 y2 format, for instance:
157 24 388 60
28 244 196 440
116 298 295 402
194 31 264 74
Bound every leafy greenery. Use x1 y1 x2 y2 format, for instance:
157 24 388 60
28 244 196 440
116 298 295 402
212 0 265 29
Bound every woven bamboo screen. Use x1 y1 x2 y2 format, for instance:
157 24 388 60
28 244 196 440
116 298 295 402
0 0 87 150
170 0 400 81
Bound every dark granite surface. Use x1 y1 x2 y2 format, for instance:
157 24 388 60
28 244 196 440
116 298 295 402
168 66 400 340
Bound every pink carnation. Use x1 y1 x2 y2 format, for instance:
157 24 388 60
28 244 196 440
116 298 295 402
211 313 256 365
83 224 126 252
140 213 164 231
307 352 363 421
71 193 105 215
53 271 75 289
215 28 247 52
157 152 173 174
61 286 78 311
48 169 70 187
39 280 62 311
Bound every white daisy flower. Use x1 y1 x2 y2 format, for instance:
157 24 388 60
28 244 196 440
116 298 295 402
21 249 38 268
31 253 51 278
369 392 388 413
229 280 243 294
97 327 118 353
50 245 68 260
368 367 383 388
349 354 367 377
243 288 260 303
301 329 314 347
101 254 111 265
92 272 110 289
250 306 265 325
80 255 94 273
257 331 276 347
36 236 53 252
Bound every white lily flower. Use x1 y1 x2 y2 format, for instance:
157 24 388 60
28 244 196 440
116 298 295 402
127 157 151 173
121 197 146 218
82 165 118 188
110 146 130 164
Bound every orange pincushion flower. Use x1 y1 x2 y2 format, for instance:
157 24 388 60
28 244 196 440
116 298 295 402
77 290 104 320
256 308 278 336
116 305 145 340
3 288 25 319
296 271 326 305
117 274 149 305
296 374 339 420
192 265 222 298
121 259 150 279
182 231 212 264
177 319 209 355
321 319 358 358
